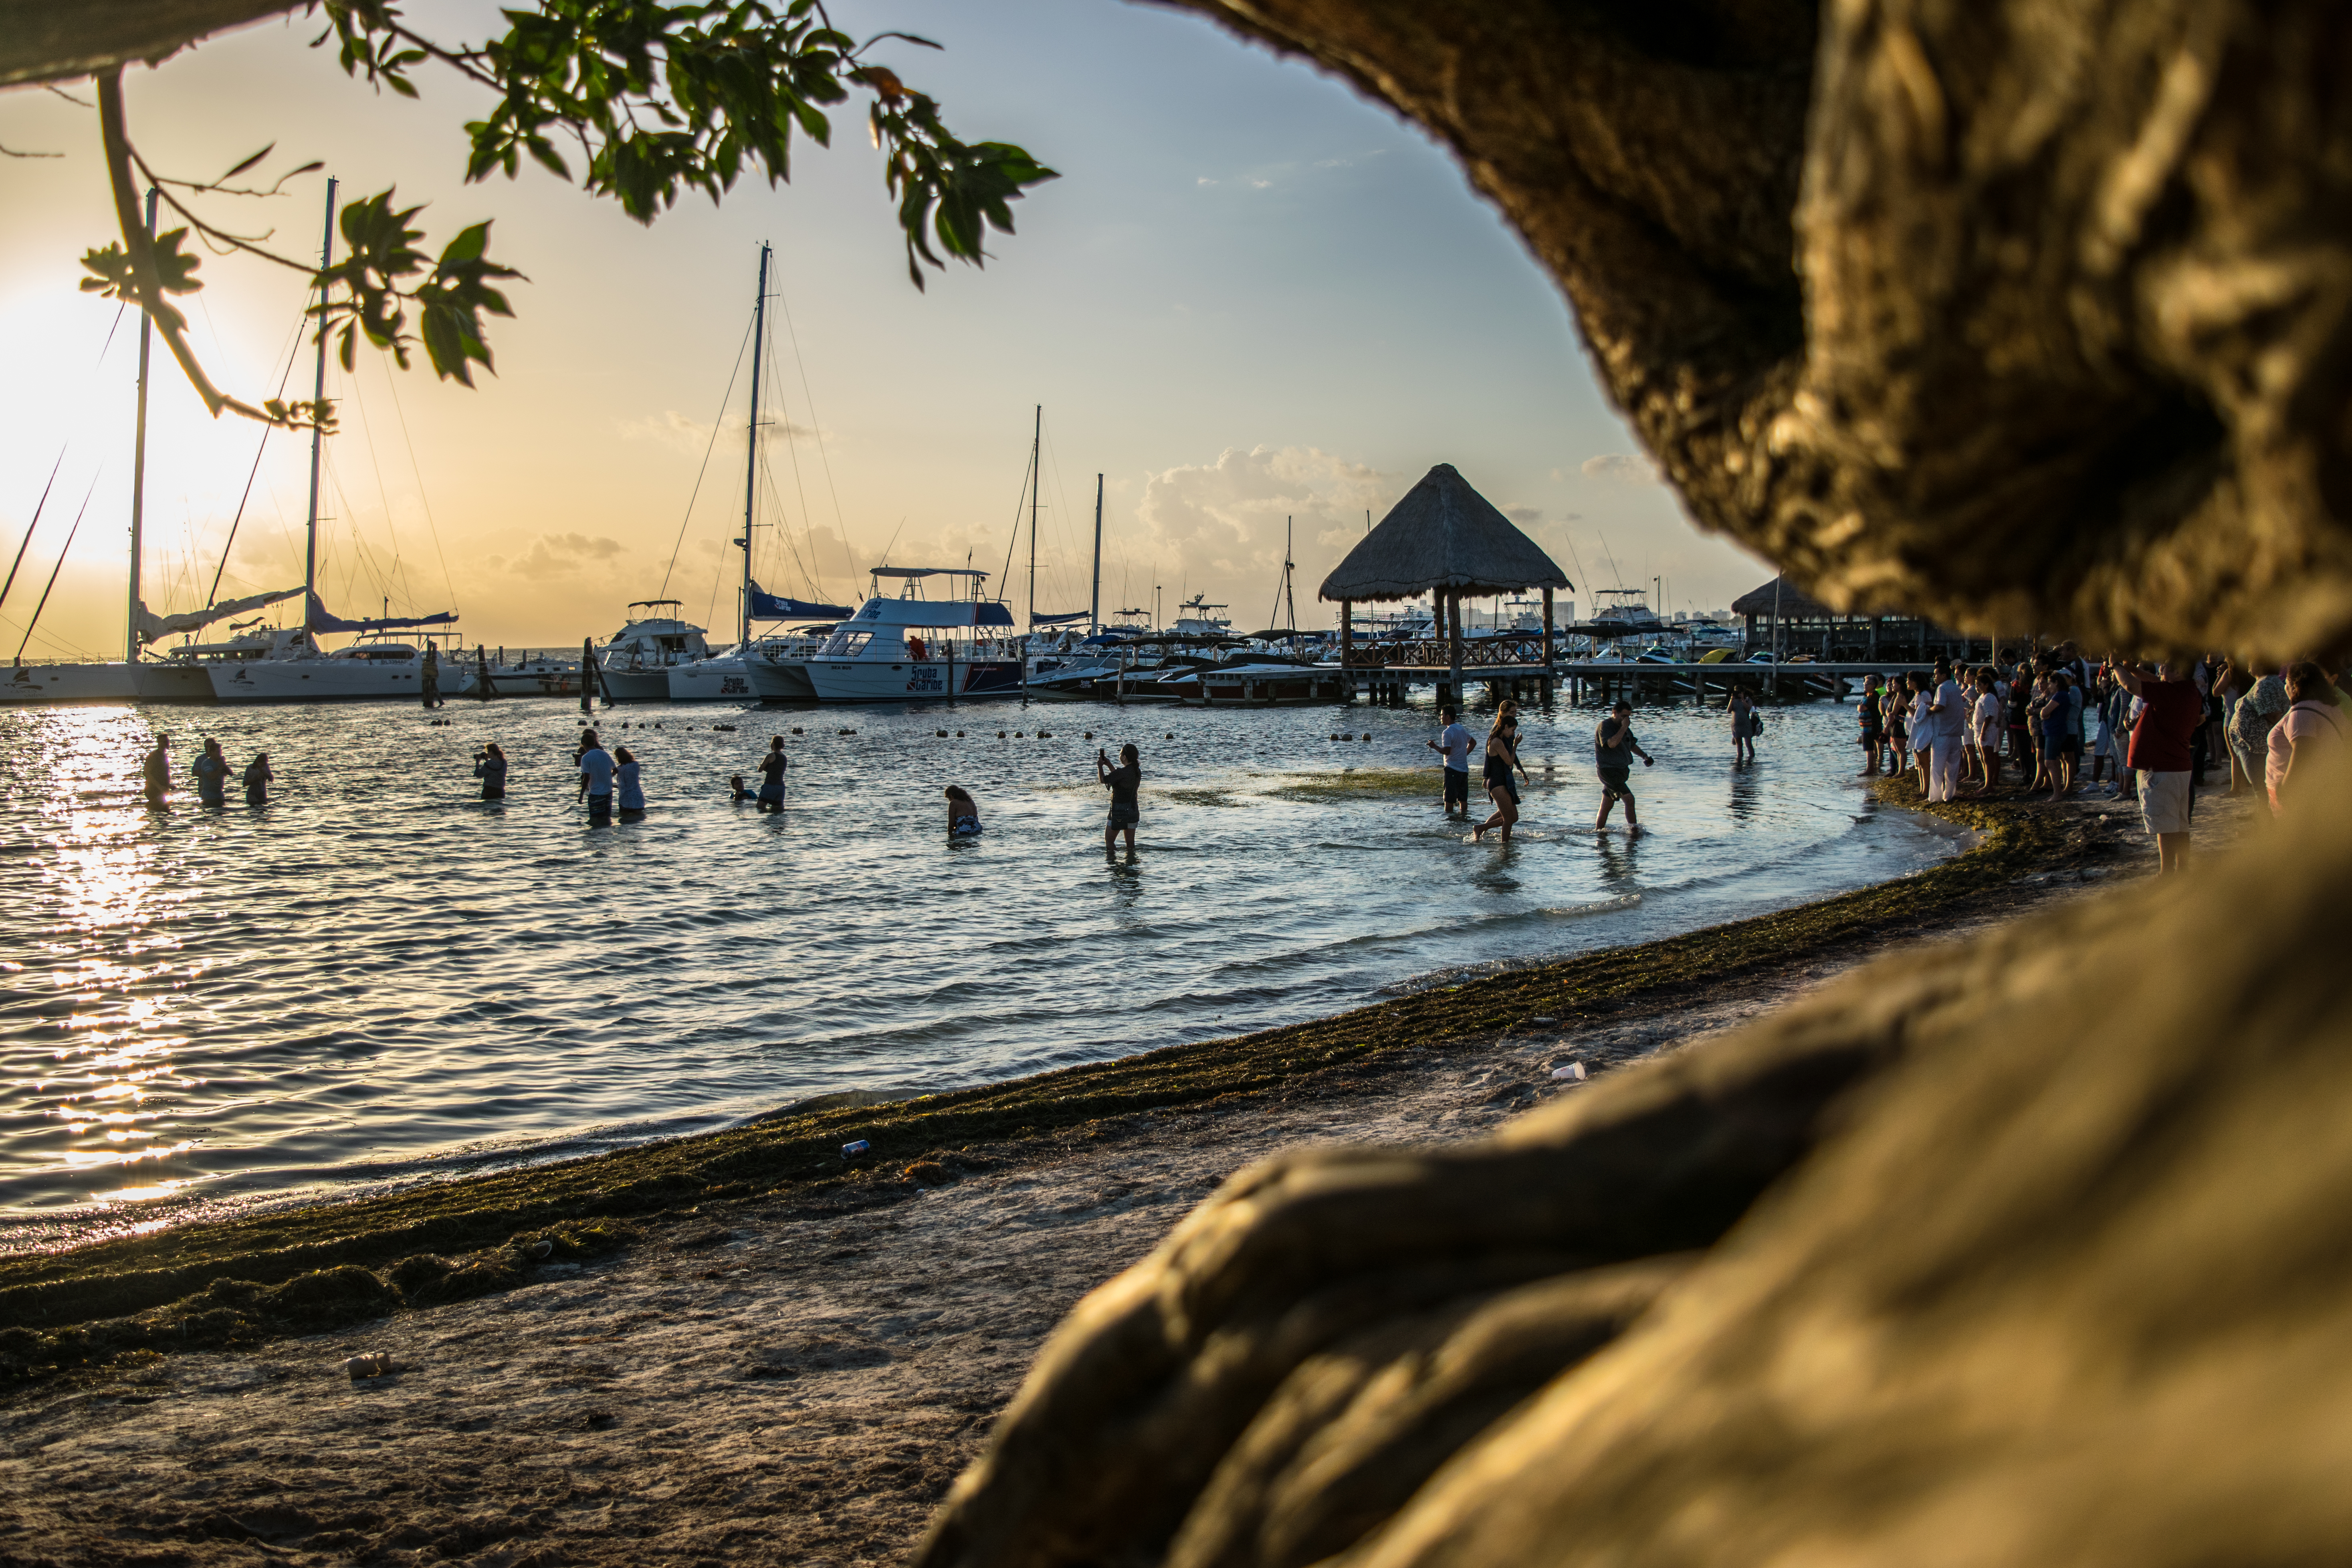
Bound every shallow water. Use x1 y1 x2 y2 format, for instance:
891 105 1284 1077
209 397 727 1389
0 691 1945 1245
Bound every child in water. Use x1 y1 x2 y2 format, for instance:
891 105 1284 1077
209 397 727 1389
727 773 757 804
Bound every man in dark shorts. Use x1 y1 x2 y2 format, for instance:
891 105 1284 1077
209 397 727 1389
1428 706 1476 812
1594 700 1655 836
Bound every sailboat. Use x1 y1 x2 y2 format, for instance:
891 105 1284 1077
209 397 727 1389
0 189 303 706
207 178 459 703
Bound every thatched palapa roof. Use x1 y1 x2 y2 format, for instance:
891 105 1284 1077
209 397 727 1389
1318 464 1570 603
1730 575 1838 618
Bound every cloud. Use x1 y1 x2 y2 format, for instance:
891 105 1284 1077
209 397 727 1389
1506 506 1543 525
511 531 626 577
620 409 823 453
1134 446 1396 603
1579 452 1659 485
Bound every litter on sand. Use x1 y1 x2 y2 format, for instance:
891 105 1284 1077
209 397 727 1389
1551 1061 1588 1082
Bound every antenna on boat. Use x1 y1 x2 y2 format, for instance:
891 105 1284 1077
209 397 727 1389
1091 473 1103 634
1027 404 1040 632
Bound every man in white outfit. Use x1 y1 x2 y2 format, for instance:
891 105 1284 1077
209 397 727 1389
1925 660 1966 801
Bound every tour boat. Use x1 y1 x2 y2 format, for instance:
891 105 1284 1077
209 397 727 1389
801 569 1020 704
594 600 713 701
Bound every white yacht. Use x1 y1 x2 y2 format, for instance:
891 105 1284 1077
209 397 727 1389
596 600 713 701
802 569 1020 704
0 662 142 704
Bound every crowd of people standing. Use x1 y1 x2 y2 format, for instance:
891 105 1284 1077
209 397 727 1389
1851 642 2346 870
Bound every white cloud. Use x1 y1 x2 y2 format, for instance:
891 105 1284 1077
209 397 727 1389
1579 452 1659 485
1506 505 1543 525
1130 446 1396 614
620 409 822 454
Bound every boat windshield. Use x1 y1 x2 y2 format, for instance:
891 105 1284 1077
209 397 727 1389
820 628 874 657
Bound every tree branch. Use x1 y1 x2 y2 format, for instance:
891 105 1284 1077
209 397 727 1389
95 67 291 426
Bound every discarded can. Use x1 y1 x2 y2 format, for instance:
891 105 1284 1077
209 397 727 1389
842 1139 872 1158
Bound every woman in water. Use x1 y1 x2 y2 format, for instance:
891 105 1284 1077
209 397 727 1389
474 742 508 801
945 785 982 837
755 736 788 813
1097 743 1142 853
242 751 273 806
1592 698 1654 836
1725 688 1758 765
615 746 646 821
1472 713 1532 844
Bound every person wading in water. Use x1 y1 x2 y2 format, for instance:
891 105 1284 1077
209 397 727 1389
1472 713 1533 844
1593 699 1655 835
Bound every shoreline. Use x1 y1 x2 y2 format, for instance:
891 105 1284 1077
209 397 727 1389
0 781 2152 1380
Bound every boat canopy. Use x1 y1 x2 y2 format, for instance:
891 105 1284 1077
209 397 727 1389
850 595 1017 629
136 585 305 644
306 591 458 634
748 581 853 620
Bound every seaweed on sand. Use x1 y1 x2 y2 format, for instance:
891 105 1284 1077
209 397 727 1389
0 794 2075 1386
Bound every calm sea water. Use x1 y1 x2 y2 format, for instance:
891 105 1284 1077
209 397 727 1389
0 691 1946 1246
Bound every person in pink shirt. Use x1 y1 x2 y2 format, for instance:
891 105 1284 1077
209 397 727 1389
2265 661 2345 815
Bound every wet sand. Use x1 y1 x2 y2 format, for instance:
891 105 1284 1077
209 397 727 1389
0 788 2253 1566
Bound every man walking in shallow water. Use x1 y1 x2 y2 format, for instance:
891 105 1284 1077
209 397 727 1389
1427 706 1476 813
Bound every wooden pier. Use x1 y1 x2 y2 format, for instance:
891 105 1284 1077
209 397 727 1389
1343 639 1949 705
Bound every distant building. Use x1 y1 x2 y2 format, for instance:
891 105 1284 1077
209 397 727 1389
1732 576 1996 661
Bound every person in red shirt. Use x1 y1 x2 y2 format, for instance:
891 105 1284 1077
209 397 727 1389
2113 654 2203 873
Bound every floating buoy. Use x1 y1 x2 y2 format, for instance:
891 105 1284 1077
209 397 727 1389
1363 734 1372 743
838 728 856 735
791 727 803 735
956 730 965 738
715 724 737 732
1083 732 1093 740
1015 732 1026 739
1037 731 1052 739
997 731 1007 738
935 729 948 737
1165 733 1174 740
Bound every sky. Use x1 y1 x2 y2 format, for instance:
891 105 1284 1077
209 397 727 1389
0 0 1772 660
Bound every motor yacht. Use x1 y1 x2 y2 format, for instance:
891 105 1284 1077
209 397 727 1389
802 569 1020 704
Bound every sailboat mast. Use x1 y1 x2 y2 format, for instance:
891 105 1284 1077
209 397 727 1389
125 187 158 665
743 242 771 651
303 176 337 636
1027 405 1040 632
1091 472 1102 633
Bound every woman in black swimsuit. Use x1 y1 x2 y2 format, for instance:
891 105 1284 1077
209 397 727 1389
1472 715 1532 844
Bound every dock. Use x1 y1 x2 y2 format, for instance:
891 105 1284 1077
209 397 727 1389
1342 636 1949 704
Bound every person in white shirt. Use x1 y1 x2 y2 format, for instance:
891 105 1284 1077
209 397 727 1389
1426 706 1477 814
1964 669 2002 795
577 730 616 823
1924 660 1966 801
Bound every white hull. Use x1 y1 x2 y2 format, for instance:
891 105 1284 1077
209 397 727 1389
0 664 141 704
666 658 755 701
804 658 1019 703
600 666 674 702
210 659 436 702
136 663 217 702
745 657 816 700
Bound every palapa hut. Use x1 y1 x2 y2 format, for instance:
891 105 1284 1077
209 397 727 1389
1320 464 1571 698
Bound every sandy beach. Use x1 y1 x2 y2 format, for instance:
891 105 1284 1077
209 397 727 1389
0 787 2252 1565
